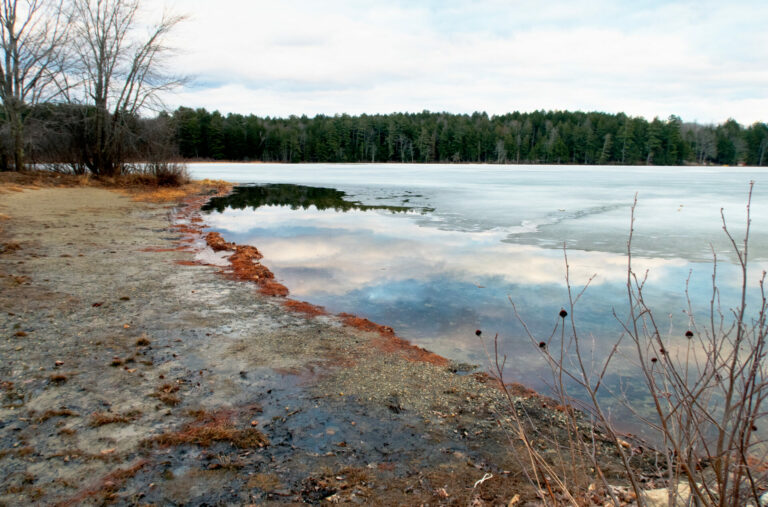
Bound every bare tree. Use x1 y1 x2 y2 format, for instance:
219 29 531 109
0 0 68 170
69 0 184 176
683 123 719 165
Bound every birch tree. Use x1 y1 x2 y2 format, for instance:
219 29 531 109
0 0 67 170
70 0 184 175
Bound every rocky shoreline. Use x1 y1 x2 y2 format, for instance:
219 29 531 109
0 181 632 505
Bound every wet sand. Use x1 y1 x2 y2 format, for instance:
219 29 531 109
0 182 626 505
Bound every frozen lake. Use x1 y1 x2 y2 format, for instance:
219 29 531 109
192 163 768 432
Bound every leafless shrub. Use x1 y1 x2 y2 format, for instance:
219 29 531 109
493 183 767 505
143 162 189 187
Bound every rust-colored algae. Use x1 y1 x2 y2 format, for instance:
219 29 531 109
505 382 539 398
226 244 289 297
283 299 328 317
229 244 264 266
205 231 235 252
372 334 449 366
171 224 201 235
338 313 394 335
257 278 290 297
338 313 449 366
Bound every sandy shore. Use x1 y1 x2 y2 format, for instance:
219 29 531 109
0 182 628 504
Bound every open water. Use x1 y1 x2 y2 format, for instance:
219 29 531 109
191 163 768 432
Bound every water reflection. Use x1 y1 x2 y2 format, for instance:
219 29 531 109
202 186 766 397
202 183 429 214
196 171 768 442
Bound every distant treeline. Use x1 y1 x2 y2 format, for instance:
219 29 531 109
7 105 768 170
169 108 768 166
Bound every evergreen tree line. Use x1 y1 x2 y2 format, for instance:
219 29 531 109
170 108 768 166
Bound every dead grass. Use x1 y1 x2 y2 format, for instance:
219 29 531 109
4 485 44 500
0 171 93 190
0 170 231 205
49 373 68 384
146 409 268 449
55 459 149 507
48 448 121 463
0 241 21 254
0 446 35 458
127 178 231 203
34 409 77 422
149 383 181 406
10 275 29 285
89 410 141 427
248 472 283 491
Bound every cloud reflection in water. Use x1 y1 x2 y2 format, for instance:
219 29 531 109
204 203 742 392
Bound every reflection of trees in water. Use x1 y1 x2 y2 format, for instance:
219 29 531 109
202 184 420 213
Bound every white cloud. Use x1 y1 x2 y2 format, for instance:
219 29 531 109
159 0 768 124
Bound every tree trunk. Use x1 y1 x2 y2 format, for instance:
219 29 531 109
6 104 24 170
13 121 23 170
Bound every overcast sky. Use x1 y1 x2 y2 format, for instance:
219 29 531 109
160 0 767 124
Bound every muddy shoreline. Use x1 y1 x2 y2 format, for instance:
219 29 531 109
0 182 631 505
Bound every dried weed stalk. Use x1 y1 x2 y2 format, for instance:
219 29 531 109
493 183 767 505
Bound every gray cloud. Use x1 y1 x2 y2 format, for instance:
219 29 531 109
161 0 768 123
